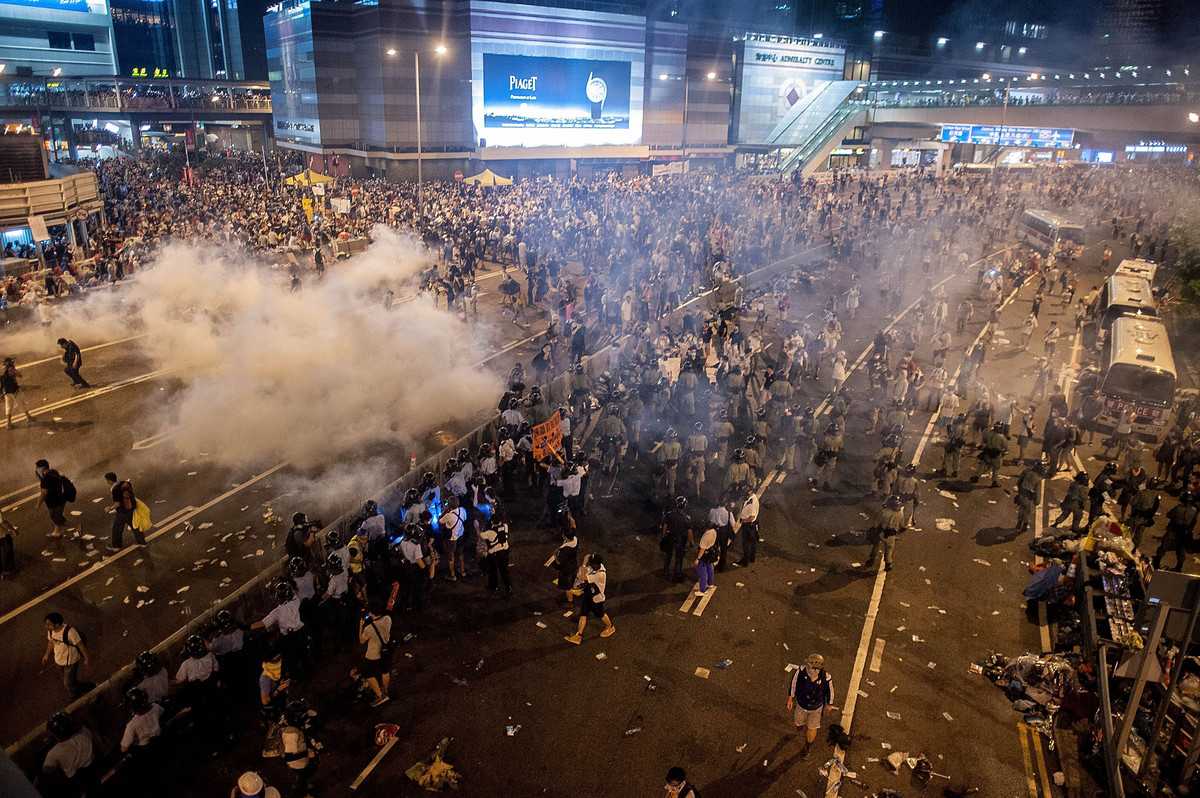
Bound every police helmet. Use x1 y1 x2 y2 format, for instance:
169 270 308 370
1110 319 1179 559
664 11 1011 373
291 512 308 527
884 494 903 510
693 421 704 432
1104 462 1117 473
904 463 917 474
47 711 75 740
216 609 236 631
125 687 151 714
284 698 309 726
1074 471 1089 484
732 448 745 462
325 529 343 550
364 499 378 515
273 579 296 603
744 434 757 446
185 634 207 659
135 650 160 677
288 556 308 578
666 427 679 440
675 496 688 509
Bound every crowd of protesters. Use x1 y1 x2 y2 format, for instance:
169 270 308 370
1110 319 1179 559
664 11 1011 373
27 152 1200 797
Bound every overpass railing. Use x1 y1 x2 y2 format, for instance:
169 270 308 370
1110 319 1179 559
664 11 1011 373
865 78 1200 111
0 76 271 114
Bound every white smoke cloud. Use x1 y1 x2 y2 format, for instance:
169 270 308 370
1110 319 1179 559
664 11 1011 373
28 227 502 487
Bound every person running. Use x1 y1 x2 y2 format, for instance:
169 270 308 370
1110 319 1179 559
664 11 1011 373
57 338 91 389
2 357 34 427
564 553 615 644
357 604 392 707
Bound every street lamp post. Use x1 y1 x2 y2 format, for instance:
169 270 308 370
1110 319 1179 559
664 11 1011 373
414 50 422 214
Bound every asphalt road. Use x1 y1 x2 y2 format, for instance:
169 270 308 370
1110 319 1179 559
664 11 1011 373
10 202 1172 798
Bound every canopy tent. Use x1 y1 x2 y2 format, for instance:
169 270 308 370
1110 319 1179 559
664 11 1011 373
283 169 336 187
462 168 512 187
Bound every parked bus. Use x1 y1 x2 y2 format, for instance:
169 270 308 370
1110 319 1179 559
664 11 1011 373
1113 257 1158 286
1094 315 1177 439
1018 209 1085 253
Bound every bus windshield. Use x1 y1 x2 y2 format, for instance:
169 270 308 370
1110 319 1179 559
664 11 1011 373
1102 363 1176 406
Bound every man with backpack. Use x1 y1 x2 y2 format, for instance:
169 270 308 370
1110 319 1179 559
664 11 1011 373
42 612 90 698
105 472 147 551
786 653 835 755
36 459 76 540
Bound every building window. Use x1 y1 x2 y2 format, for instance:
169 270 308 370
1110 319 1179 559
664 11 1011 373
47 31 73 50
72 33 96 51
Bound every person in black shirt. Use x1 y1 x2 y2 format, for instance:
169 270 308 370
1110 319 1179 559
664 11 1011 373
2 357 34 427
36 459 74 539
56 339 91 389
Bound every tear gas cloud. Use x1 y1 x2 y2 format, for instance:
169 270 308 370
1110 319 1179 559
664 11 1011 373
27 227 502 482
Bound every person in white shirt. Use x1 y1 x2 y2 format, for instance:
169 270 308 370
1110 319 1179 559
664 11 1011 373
41 712 94 791
42 612 88 698
564 553 615 644
709 499 735 572
119 688 162 753
439 498 467 581
737 487 761 566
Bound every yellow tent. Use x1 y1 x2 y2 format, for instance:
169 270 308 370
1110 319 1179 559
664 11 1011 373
283 169 336 187
462 168 513 187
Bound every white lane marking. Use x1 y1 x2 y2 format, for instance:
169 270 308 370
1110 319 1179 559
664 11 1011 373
825 561 888 798
1 492 41 513
0 463 286 628
16 334 149 370
1035 478 1052 653
131 430 176 451
475 330 545 367
868 637 885 673
692 586 717 617
0 368 174 429
815 247 1015 418
825 258 1026 798
0 483 39 504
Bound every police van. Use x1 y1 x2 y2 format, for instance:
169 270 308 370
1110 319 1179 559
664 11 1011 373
1094 315 1177 439
1018 209 1085 254
1113 257 1158 286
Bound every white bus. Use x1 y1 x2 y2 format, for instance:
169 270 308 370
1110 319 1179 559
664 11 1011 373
1018 209 1086 253
1113 257 1158 286
1095 315 1177 439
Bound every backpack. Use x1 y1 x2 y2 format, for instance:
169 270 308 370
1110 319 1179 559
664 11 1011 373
60 475 78 504
793 668 830 710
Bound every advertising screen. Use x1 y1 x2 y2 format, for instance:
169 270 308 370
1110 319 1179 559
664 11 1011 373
482 53 631 131
939 124 1074 149
265 1 322 147
470 0 646 148
735 35 845 145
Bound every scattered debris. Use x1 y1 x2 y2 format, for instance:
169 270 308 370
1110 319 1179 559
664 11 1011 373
942 712 955 722
694 667 711 679
404 737 460 791
714 659 733 669
886 711 902 720
972 558 992 567
505 724 521 737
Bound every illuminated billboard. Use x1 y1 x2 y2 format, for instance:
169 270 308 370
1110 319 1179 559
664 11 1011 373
470 0 645 148
940 124 1075 149
482 54 632 131
735 34 845 145
0 0 106 12
265 1 322 147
